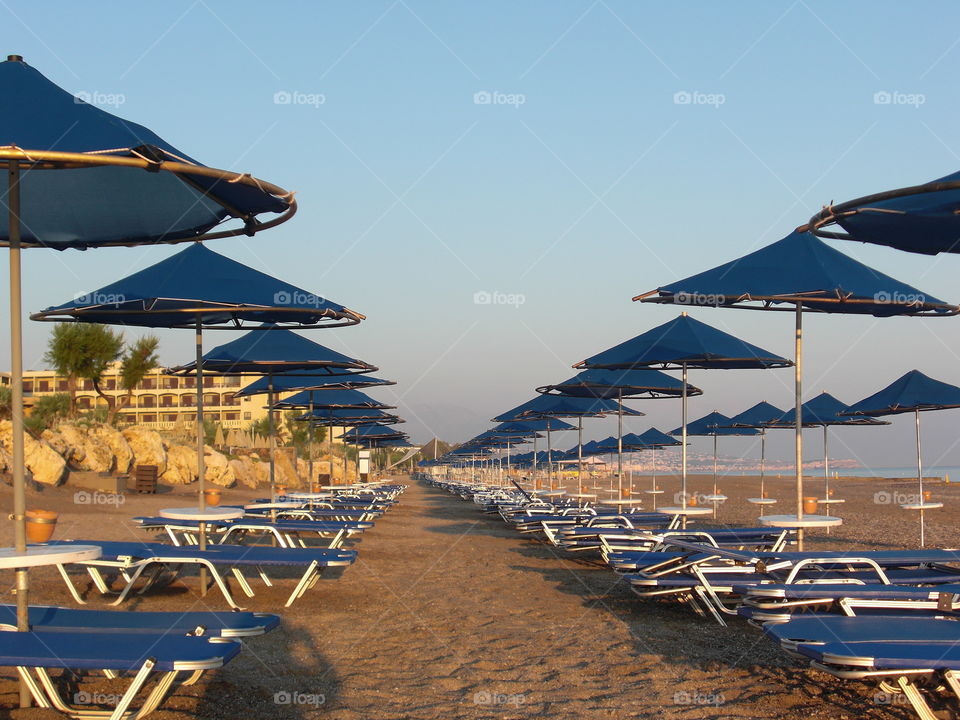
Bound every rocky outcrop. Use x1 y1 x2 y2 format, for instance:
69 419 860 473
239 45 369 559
89 425 133 474
203 446 236 488
229 457 259 489
161 444 196 485
0 421 67 486
121 426 166 474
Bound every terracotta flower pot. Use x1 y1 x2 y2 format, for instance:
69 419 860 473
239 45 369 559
203 489 222 507
802 496 819 514
25 510 58 543
688 495 697 507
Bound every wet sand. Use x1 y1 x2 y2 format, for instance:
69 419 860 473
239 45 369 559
1 472 952 719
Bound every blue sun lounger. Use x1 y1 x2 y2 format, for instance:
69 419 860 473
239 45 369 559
737 582 960 624
3 631 240 720
132 515 372 549
49 540 357 608
0 604 280 638
765 616 960 654
797 639 960 719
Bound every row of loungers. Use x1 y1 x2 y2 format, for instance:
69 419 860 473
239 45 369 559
1 481 407 719
422 474 960 719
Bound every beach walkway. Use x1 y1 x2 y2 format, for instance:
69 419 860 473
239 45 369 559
268 477 842 720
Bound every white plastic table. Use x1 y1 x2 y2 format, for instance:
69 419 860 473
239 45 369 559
644 489 665 495
759 514 843 528
818 498 846 505
0 544 101 569
533 490 566 496
567 493 597 506
656 506 713 516
158 507 243 522
901 502 944 510
747 497 777 505
598 498 645 506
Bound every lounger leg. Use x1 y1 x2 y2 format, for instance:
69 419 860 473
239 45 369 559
15 668 50 710
111 562 153 606
286 560 318 607
56 563 88 605
897 676 939 720
165 526 181 546
257 567 273 587
199 560 242 609
86 566 111 594
135 669 180 717
943 669 960 701
231 568 256 598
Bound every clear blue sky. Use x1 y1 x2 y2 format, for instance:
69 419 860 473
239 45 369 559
3 1 960 467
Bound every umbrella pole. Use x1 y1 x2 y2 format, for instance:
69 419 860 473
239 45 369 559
617 389 624 503
681 362 688 521
712 433 718 519
194 316 209 596
308 392 315 490
8 161 30 708
652 445 658 510
794 302 805 549
546 425 553 490
916 408 926 547
533 432 538 489
823 426 831 529
577 417 583 495
759 431 766 501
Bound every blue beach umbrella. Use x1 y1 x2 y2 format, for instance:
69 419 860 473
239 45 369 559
804 169 960 255
842 370 960 545
236 372 394 398
1 55 296 642
578 314 789 512
669 411 759 512
537 368 697 498
720 401 785 504
636 231 955 536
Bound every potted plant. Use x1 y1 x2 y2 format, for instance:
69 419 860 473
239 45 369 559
25 510 58 543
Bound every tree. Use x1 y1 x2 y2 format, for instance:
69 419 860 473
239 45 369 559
44 324 123 417
25 392 70 434
0 386 10 420
110 335 160 423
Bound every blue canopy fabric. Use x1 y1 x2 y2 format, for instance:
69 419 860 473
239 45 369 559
236 372 394 398
496 418 575 433
0 57 292 250
721 401 786 428
633 428 682 447
807 170 960 255
168 326 375 375
275 389 394 410
537 367 702 398
637 232 955 316
341 424 407 440
769 392 887 427
32 244 362 328
577 314 791 370
842 370 960 416
299 407 400 424
493 394 641 422
669 411 759 437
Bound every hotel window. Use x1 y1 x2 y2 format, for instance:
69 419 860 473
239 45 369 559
38 380 50 392
160 394 175 408
57 380 68 391
140 378 155 390
162 377 179 390
183 377 195 389
22 380 32 392
243 412 252 420
123 414 137 424
203 377 214 388
105 378 116 390
224 412 239 421
181 395 196 407
203 412 220 422
139 395 156 408
140 413 157 423
204 393 219 406
162 413 178 423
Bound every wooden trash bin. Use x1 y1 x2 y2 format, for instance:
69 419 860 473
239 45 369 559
134 464 158 494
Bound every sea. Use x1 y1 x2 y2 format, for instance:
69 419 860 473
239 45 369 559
830 465 960 481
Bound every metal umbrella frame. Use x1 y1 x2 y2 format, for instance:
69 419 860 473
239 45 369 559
637 231 955 546
1 55 297 665
537 368 698 500
841 369 960 546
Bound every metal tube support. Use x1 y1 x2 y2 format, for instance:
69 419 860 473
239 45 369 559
651 445 658 510
759 432 766 499
308 392 315 489
617 389 623 501
916 408 925 548
268 374 276 503
9 161 30 708
712 433 718 519
194 317 208 595
681 362 688 511
577 417 583 495
795 302 804 549
546 425 553 490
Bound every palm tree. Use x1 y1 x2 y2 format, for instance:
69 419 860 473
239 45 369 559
110 335 160 423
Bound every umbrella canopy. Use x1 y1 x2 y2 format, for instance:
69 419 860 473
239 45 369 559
32 244 361 328
669 411 759 437
493 394 630 421
236 371 394 398
721 401 785 429
769 392 888 428
576 314 792 370
300 407 402 425
842 370 960 417
342 424 408 440
633 427 683 447
275 389 394 410
0 57 294 249
497 418 576 432
537 368 699 398
636 231 955 316
803 170 960 255
168 326 375 375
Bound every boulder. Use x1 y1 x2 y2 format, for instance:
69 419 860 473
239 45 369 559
121 426 167 474
203 446 236 488
57 424 113 473
89 425 133 474
161 444 196 485
273 450 302 489
229 457 258 489
0 420 67 486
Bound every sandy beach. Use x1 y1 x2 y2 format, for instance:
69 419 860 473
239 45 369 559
0 471 952 719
